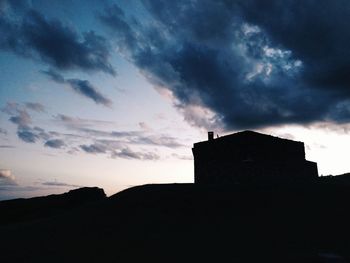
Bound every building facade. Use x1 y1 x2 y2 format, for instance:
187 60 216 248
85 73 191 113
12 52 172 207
192 131 318 184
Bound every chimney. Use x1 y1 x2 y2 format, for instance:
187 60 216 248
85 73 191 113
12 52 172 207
208 131 214 141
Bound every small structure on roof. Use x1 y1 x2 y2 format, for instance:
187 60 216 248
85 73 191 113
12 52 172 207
192 130 318 184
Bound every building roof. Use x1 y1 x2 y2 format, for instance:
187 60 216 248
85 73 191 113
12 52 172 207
194 130 302 147
193 130 306 162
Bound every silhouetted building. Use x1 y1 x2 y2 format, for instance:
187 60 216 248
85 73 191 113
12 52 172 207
192 130 318 184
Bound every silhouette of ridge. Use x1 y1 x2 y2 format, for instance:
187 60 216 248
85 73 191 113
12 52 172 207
0 187 106 225
1 180 350 262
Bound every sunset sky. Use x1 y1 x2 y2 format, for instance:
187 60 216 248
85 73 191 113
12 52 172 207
1 0 350 200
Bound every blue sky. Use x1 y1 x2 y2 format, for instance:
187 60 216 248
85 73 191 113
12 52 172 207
1 0 350 200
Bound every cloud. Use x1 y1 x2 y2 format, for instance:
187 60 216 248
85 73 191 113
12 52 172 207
41 181 81 188
17 129 38 143
79 140 160 160
0 9 115 75
1 101 20 115
66 79 112 107
80 143 108 154
0 128 7 135
0 0 31 15
77 128 183 148
43 69 112 107
25 102 45 112
2 101 184 157
44 139 65 149
132 135 183 148
99 1 350 130
112 147 160 160
171 153 193 161
79 140 121 155
0 169 16 185
15 126 51 143
0 145 15 148
9 109 31 127
2 101 32 128
54 113 184 148
2 101 53 143
2 102 40 143
54 114 114 129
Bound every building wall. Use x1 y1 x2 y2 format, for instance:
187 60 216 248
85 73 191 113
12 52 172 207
194 158 318 184
193 132 318 184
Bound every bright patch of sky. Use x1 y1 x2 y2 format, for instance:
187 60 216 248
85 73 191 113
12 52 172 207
239 23 303 82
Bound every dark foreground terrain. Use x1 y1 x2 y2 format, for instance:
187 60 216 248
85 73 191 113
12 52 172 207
1 177 350 262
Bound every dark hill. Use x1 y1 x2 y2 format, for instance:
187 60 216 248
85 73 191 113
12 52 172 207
1 179 350 262
0 187 106 225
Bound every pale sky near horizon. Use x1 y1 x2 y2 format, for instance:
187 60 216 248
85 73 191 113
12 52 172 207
1 0 350 200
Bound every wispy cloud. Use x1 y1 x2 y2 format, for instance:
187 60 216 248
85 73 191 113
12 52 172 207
2 102 186 160
171 153 193 161
80 143 108 154
44 139 65 149
43 69 112 107
41 180 81 188
0 145 15 148
2 101 53 144
112 147 160 161
54 114 114 129
25 102 46 112
7 108 32 128
54 113 185 149
79 140 160 160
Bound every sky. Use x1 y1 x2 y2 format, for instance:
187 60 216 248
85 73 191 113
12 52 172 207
1 0 350 200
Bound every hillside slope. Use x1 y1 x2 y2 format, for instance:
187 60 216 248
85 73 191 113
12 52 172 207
1 180 350 262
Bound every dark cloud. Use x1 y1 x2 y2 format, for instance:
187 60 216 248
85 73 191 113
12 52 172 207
44 139 65 149
33 126 51 140
43 68 65 83
43 70 112 107
17 129 38 143
0 0 31 14
99 1 350 130
66 79 112 107
0 9 115 75
15 126 51 144
25 102 45 112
